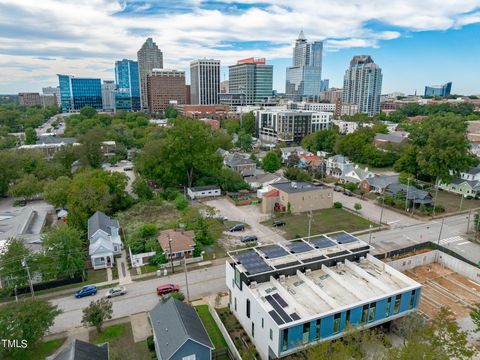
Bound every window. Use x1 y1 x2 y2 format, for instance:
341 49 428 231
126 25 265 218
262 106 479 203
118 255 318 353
262 318 264 328
270 328 273 340
251 322 255 337
302 322 310 344
410 290 416 309
333 313 341 334
246 299 250 318
345 310 351 325
361 305 369 324
368 303 376 323
234 297 237 311
394 295 401 314
282 329 289 351
182 356 196 360
315 319 321 340
386 297 392 317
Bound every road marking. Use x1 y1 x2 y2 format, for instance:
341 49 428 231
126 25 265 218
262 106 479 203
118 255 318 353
439 236 465 245
387 220 400 224
456 241 471 246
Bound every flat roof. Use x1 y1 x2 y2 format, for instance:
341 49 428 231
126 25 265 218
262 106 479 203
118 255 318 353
271 181 326 194
248 254 419 326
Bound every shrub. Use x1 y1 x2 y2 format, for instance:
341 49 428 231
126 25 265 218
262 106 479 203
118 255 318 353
147 335 155 351
333 202 343 209
435 204 445 213
344 182 357 191
148 253 166 266
354 203 362 212
174 194 189 211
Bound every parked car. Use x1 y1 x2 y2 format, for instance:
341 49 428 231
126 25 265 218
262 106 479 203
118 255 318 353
334 186 343 192
123 166 133 171
157 283 180 296
229 224 245 232
273 220 286 227
75 285 97 298
104 286 126 298
241 235 258 243
343 189 353 196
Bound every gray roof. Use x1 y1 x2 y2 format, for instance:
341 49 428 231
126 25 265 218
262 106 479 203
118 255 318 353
37 135 77 145
467 166 480 175
328 155 350 163
52 339 108 360
272 181 326 194
87 211 119 239
149 298 213 360
245 172 286 185
374 133 406 143
281 146 305 155
365 175 399 189
450 178 480 189
189 185 220 192
226 154 256 167
385 183 432 201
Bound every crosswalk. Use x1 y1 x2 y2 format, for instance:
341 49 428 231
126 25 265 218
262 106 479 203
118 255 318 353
438 235 465 246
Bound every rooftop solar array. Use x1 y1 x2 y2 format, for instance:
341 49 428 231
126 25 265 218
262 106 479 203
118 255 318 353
310 236 336 249
266 294 295 323
235 251 272 274
260 245 289 259
331 233 358 244
287 241 314 253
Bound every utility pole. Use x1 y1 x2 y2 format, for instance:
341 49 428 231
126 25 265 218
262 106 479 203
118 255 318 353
22 258 34 299
168 236 175 274
467 210 472 233
379 195 385 226
432 176 440 216
405 177 410 212
459 194 464 211
368 225 373 244
308 211 313 239
437 217 445 245
183 258 190 303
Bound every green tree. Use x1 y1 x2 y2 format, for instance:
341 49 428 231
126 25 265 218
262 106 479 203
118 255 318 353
262 151 281 173
0 239 31 289
9 173 44 197
214 168 249 192
78 127 104 168
41 224 85 279
221 118 240 135
242 111 256 135
284 167 312 181
82 298 113 333
301 128 338 153
0 299 61 358
236 130 253 151
43 176 72 207
24 127 37 144
470 303 480 333
354 203 362 212
164 105 178 119
175 194 189 210
79 106 98 118
132 177 154 200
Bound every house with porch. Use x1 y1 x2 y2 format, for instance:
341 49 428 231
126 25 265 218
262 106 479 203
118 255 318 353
384 183 433 208
158 228 196 260
341 166 374 184
326 155 353 178
224 152 257 177
88 211 122 270
439 166 480 197
360 175 399 194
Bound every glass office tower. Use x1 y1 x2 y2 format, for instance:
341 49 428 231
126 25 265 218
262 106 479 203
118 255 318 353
424 82 452 97
115 59 141 111
57 74 102 112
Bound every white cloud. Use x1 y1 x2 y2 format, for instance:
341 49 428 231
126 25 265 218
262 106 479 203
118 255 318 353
0 0 479 92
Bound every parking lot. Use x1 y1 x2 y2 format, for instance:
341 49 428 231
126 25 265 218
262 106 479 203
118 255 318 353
205 198 285 246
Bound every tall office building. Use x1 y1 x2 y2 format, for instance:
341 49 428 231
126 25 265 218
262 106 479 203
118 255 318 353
101 80 116 112
57 74 102 113
190 59 220 105
147 69 186 114
137 38 163 110
342 55 382 116
42 86 60 105
18 93 42 107
115 59 140 111
424 82 452 97
285 31 323 100
227 57 273 106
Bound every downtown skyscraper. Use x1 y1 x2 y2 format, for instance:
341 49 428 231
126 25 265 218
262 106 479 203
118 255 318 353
190 59 220 105
343 55 383 116
115 59 140 111
285 31 324 100
137 38 163 111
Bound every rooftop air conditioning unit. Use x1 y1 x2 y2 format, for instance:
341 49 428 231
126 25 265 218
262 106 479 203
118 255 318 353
279 275 286 283
360 257 367 264
305 269 312 275
251 281 257 289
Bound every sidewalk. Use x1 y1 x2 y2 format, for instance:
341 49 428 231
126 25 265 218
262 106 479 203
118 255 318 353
117 250 132 285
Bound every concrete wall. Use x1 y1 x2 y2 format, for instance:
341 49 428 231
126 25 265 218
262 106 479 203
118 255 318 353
208 302 242 360
282 188 333 213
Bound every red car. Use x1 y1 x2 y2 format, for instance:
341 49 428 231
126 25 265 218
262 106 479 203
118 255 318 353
157 283 180 296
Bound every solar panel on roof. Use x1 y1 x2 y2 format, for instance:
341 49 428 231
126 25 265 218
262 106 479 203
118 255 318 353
269 310 284 325
311 237 336 249
261 245 289 259
290 312 301 321
272 293 288 308
326 250 349 258
235 251 272 274
287 241 313 253
332 233 358 244
275 261 301 269
266 295 292 323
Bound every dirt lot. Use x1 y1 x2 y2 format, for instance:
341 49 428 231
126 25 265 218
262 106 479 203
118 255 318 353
405 263 480 319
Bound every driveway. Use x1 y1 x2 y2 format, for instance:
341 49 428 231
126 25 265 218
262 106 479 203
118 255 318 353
205 198 285 245
333 192 421 228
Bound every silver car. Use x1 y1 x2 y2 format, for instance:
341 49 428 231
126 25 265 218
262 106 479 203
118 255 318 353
104 286 127 298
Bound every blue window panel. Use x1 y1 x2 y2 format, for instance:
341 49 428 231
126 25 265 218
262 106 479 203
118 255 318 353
375 299 387 322
309 319 318 342
320 315 334 339
399 291 411 313
413 288 421 308
339 311 347 332
287 324 303 350
349 306 362 325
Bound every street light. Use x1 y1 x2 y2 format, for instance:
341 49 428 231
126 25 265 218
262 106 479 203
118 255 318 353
437 217 445 245
368 225 373 244
22 258 34 299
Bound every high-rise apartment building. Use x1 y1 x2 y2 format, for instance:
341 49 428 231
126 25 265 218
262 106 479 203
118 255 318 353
18 92 42 107
115 59 141 111
227 57 273 106
57 75 102 112
137 38 163 110
190 59 220 105
42 86 60 105
147 69 186 114
342 55 382 116
101 80 116 112
286 31 323 100
424 82 452 97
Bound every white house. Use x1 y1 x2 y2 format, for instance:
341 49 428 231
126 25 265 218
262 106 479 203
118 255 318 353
326 155 354 178
341 165 375 184
187 185 221 199
88 211 122 270
280 146 310 163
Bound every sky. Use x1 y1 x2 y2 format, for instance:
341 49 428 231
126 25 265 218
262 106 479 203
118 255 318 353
0 0 480 95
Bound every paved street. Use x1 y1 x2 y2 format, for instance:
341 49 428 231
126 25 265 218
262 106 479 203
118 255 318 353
36 114 65 136
49 263 227 334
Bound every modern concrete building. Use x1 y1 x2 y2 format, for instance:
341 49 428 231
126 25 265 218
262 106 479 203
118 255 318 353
18 92 42 107
343 55 382 116
288 102 336 113
137 38 163 110
57 75 102 112
101 80 116 112
225 57 273 106
255 109 332 143
424 82 452 97
115 59 140 111
190 59 220 105
226 233 421 359
42 86 60 106
286 31 323 100
147 69 186 114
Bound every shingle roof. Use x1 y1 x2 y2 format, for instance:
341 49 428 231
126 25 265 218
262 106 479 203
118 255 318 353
385 183 432 201
52 339 108 360
189 185 220 192
467 166 480 175
272 181 326 194
87 211 119 239
37 135 77 145
328 155 350 163
149 298 213 360
157 229 195 253
365 175 399 189
450 178 480 189
374 133 407 143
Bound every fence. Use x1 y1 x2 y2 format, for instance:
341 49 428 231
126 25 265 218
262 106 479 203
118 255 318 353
13 274 83 296
208 302 242 360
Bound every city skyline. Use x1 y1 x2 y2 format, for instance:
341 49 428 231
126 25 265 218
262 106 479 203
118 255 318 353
1 1 480 94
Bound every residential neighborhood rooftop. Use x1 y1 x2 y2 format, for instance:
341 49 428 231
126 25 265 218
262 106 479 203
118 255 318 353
87 211 119 239
157 228 195 253
271 181 326 194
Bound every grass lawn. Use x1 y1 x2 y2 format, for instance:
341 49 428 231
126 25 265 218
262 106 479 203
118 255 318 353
90 323 150 360
87 269 108 283
264 208 375 239
6 338 66 360
195 305 228 350
430 189 480 213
